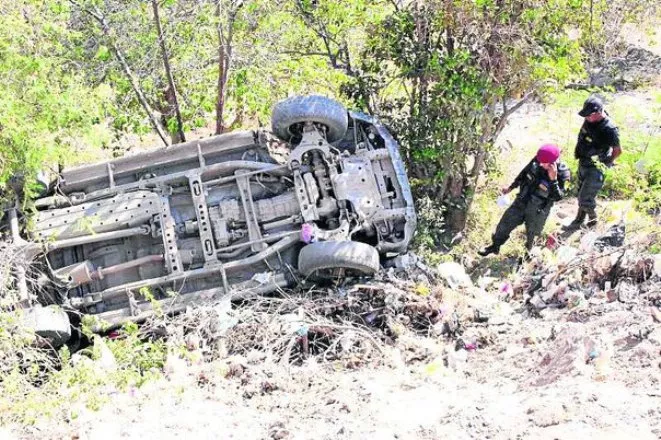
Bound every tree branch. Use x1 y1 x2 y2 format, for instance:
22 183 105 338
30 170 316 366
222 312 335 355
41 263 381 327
293 0 342 69
494 90 534 137
279 50 335 58
215 0 244 134
386 0 401 12
152 0 185 143
70 0 169 146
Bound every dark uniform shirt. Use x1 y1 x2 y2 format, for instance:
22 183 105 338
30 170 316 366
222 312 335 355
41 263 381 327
510 159 570 202
575 117 620 167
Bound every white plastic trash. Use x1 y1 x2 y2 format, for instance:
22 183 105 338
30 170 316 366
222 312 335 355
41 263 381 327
497 194 511 208
635 159 649 175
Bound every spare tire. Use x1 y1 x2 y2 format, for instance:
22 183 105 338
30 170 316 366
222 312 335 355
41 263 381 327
271 95 348 143
298 241 380 281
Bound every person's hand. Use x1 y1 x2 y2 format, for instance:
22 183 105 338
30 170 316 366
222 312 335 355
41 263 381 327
501 186 512 195
546 162 558 181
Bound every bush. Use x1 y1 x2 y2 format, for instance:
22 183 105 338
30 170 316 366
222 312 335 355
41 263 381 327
602 137 660 213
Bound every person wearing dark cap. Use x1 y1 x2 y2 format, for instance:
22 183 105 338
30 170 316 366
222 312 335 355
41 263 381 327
479 144 571 256
564 95 621 229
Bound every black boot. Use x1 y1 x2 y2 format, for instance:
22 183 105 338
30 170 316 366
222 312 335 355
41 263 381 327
562 208 586 231
586 209 597 228
478 243 500 256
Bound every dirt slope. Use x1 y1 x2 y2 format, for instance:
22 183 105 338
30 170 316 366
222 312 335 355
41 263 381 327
26 284 658 440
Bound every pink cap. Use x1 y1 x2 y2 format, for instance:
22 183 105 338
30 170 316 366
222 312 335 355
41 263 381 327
536 143 560 164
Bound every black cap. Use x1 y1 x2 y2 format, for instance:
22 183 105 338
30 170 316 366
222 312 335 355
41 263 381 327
578 96 604 117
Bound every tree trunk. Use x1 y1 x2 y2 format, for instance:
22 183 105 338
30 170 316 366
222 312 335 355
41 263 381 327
157 86 185 144
215 39 228 134
442 172 469 243
152 0 185 144
229 89 245 130
111 40 169 146
442 103 495 242
76 3 169 146
215 0 239 135
442 93 529 243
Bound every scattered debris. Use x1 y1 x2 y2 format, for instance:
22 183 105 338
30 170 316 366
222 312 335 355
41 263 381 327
437 262 473 289
653 255 661 278
535 327 599 386
146 265 448 368
130 228 659 375
594 223 626 250
252 272 273 285
556 246 579 264
446 347 468 371
520 226 657 312
651 307 661 324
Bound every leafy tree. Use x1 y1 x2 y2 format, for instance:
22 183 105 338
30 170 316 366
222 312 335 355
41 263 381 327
290 0 585 245
63 0 348 144
0 0 112 200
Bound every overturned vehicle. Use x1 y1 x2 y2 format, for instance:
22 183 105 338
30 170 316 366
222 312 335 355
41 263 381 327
7 95 416 346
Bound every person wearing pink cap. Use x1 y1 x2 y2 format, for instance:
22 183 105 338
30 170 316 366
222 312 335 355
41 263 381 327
478 144 570 256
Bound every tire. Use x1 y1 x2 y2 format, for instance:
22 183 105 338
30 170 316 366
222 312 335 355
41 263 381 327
271 95 348 143
298 241 380 280
22 305 71 347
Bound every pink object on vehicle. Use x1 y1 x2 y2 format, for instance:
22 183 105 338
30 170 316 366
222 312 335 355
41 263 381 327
301 223 315 243
536 143 561 164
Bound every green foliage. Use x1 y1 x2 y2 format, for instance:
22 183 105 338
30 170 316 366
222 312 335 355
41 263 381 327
411 195 448 253
0 1 112 198
342 0 585 246
601 140 660 213
104 323 167 388
62 0 354 140
1 0 654 210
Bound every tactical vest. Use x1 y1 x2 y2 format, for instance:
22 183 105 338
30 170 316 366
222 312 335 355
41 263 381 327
575 118 619 167
519 161 569 201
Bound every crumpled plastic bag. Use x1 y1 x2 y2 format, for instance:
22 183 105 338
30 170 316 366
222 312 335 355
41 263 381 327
251 271 272 285
497 194 511 208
